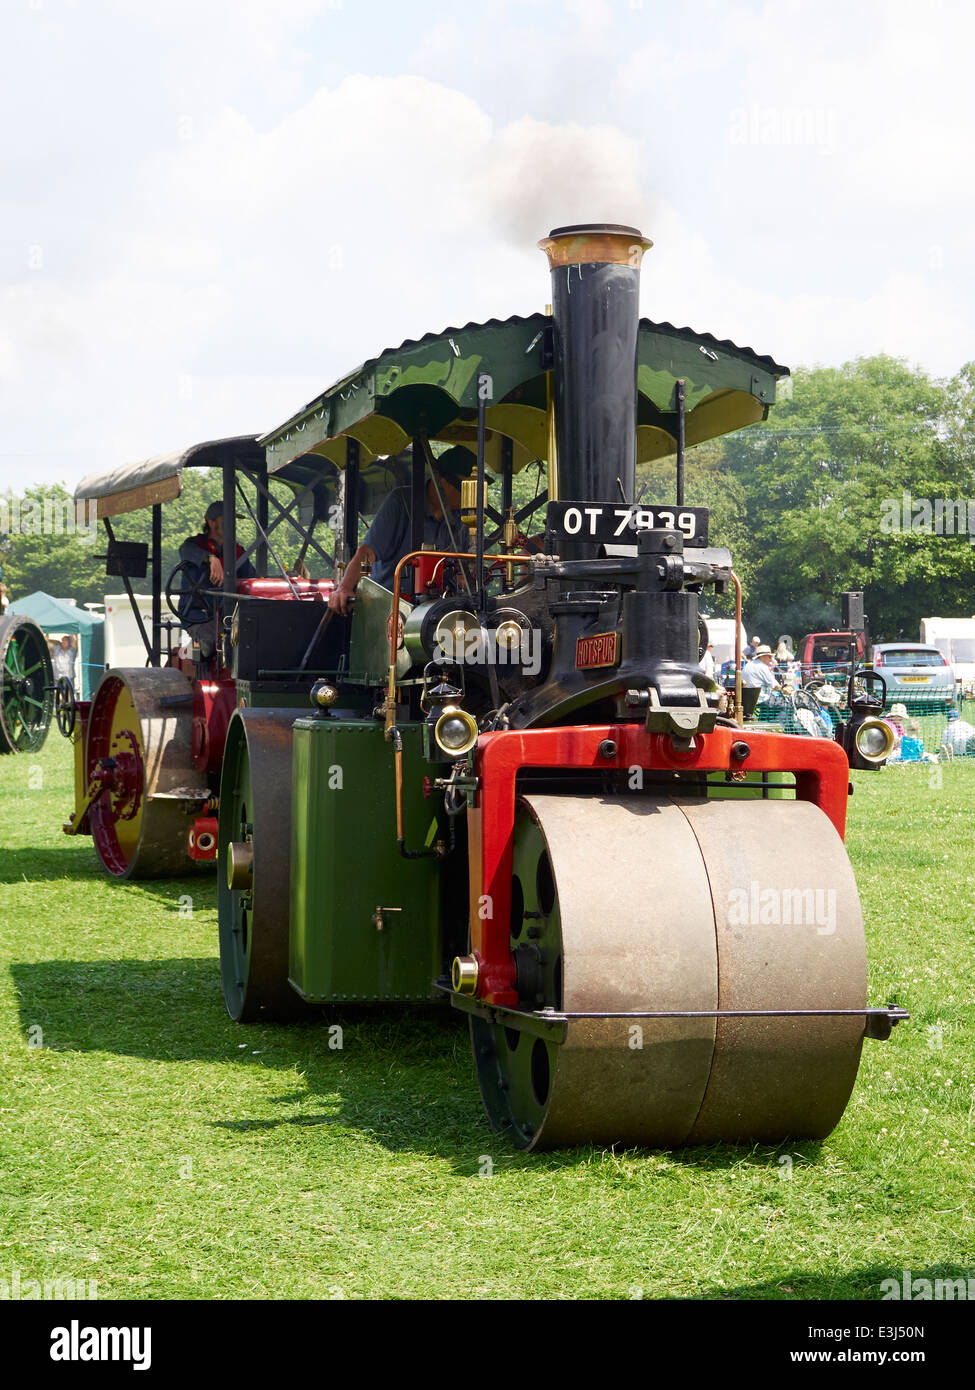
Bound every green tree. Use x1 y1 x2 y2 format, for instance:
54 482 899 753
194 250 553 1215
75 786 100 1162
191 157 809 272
1 483 105 605
721 356 975 641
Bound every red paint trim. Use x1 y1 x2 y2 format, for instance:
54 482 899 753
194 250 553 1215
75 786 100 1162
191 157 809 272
192 675 237 775
467 724 849 1004
188 815 219 861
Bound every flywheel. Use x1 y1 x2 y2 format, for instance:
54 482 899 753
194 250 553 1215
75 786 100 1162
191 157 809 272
471 794 867 1150
0 615 54 754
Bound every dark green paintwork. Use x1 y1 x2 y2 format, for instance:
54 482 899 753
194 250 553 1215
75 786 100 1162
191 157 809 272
347 576 413 684
289 718 443 1002
235 684 318 710
704 770 794 800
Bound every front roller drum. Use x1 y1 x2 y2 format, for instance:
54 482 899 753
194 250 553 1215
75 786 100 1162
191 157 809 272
85 667 209 878
218 709 306 1022
472 794 867 1150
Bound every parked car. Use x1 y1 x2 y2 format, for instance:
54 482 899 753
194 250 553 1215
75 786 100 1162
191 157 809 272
870 643 954 709
799 631 866 685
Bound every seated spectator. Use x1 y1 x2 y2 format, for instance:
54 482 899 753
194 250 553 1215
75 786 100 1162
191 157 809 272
883 702 908 748
742 644 778 693
942 710 975 758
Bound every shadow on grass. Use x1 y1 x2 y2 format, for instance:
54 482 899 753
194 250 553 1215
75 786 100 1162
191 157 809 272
0 847 217 916
699 1262 975 1300
662 1138 825 1172
0 845 102 883
9 956 846 1176
10 956 499 1169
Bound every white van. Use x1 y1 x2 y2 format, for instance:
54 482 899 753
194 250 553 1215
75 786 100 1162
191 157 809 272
104 594 186 669
919 617 975 695
702 617 748 671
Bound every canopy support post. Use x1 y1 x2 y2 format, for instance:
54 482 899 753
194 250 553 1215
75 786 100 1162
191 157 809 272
222 460 236 634
676 378 686 507
476 373 489 613
256 462 269 578
151 503 162 665
343 438 360 566
408 436 426 600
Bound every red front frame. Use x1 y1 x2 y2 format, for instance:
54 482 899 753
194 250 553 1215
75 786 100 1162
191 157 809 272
466 724 851 1005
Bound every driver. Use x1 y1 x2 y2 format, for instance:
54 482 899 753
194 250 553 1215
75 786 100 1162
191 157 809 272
177 501 255 659
327 446 476 615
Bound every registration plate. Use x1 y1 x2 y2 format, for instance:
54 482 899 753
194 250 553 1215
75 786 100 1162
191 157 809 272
576 632 620 669
900 676 930 682
547 501 709 547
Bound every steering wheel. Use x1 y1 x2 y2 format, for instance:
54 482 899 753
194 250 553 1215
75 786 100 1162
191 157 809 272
165 560 214 620
54 677 76 738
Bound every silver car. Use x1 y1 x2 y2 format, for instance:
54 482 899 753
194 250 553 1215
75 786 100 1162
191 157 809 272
870 644 954 708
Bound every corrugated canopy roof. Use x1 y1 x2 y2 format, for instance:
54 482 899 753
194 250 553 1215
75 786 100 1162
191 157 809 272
260 313 790 477
74 436 337 519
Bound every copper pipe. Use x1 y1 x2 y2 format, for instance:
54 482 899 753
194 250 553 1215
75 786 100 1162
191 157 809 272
730 570 744 727
394 741 404 840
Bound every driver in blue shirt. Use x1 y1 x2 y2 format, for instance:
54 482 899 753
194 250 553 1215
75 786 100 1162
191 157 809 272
328 446 476 614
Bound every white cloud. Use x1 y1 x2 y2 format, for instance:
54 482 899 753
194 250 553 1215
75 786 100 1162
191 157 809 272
2 2 973 496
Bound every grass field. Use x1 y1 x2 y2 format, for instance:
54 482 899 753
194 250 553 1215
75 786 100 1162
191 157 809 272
0 737 972 1300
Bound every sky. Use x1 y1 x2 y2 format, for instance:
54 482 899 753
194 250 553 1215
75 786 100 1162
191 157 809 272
2 0 972 492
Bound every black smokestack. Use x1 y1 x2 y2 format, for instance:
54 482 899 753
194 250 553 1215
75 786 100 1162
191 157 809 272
539 223 651 516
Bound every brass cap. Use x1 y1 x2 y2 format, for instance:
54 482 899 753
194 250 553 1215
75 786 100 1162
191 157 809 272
227 841 254 892
538 222 652 269
451 955 479 995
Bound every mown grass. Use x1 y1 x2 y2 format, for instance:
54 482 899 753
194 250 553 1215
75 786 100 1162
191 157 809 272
0 737 972 1300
